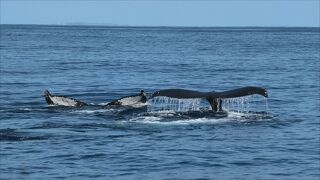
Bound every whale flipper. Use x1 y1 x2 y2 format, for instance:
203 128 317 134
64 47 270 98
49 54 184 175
106 90 147 107
151 86 268 111
43 90 87 107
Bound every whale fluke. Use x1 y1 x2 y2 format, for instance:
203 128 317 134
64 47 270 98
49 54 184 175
106 90 147 106
151 86 268 111
43 90 87 107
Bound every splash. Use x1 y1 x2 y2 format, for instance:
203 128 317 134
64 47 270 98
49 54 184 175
128 110 271 125
71 109 114 114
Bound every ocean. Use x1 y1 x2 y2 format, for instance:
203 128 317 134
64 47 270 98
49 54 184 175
0 25 319 179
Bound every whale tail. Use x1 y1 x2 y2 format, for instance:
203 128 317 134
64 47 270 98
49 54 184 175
208 86 268 99
44 89 50 96
43 90 54 105
43 90 87 107
106 89 148 106
151 86 268 111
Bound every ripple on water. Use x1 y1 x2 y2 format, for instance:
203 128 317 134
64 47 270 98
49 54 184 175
0 128 48 141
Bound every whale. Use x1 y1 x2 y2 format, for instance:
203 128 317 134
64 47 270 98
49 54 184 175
43 90 147 107
43 87 267 111
43 90 87 107
151 86 268 111
105 90 147 107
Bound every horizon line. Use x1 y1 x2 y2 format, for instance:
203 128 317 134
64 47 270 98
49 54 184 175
1 23 319 28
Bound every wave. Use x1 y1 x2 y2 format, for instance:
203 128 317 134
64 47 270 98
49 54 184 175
129 110 272 125
70 109 115 114
1 95 271 129
0 128 48 141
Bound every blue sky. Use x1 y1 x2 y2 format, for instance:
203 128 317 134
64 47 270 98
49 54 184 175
1 1 319 27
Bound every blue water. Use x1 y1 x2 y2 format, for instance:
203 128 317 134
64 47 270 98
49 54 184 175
1 25 319 179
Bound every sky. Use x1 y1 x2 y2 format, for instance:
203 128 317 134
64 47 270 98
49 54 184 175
0 1 319 27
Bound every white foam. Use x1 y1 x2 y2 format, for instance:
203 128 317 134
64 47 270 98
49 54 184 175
165 118 231 125
98 102 109 106
129 116 163 122
227 111 246 118
128 109 271 125
20 108 32 111
71 109 113 114
128 115 235 125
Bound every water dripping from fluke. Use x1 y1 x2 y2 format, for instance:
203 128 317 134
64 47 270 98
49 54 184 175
147 97 203 112
147 95 269 115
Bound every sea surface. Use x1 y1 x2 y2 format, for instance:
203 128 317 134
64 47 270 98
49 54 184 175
0 25 319 179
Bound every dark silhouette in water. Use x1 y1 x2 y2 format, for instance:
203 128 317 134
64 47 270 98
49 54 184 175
43 87 267 111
